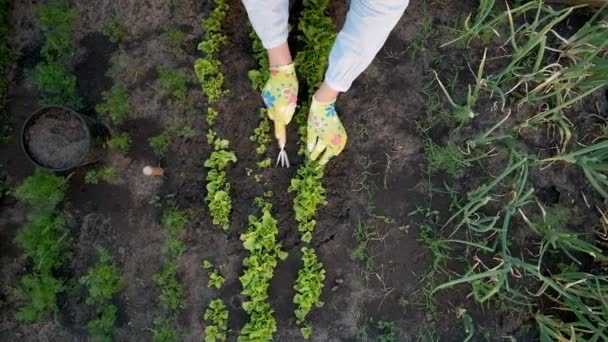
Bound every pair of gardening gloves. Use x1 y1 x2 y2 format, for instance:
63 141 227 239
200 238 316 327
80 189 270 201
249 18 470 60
262 63 347 166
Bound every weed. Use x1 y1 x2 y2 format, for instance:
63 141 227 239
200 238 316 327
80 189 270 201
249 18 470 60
161 27 185 55
157 66 191 110
162 236 186 259
424 140 467 178
96 82 131 125
102 16 126 44
352 219 379 281
153 316 178 342
106 52 129 79
377 320 397 342
410 14 437 57
85 167 116 185
161 206 190 232
106 132 132 154
149 130 172 158
152 261 184 311
174 126 197 140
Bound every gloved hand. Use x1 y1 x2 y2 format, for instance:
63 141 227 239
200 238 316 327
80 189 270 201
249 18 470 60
262 63 298 148
307 97 347 165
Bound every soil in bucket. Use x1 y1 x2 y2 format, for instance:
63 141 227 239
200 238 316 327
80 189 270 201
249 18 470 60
24 107 89 170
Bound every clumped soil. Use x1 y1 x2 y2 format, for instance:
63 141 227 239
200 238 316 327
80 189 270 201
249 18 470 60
1 0 605 341
24 107 89 169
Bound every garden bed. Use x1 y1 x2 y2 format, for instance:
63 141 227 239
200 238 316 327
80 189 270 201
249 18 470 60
0 0 606 341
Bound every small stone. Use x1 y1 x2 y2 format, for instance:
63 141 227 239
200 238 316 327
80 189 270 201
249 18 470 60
335 278 344 284
331 286 339 292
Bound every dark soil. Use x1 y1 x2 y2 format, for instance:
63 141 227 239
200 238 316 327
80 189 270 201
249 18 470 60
24 107 89 170
1 0 605 341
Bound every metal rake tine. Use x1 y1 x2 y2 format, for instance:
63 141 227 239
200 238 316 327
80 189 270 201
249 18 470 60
276 148 290 168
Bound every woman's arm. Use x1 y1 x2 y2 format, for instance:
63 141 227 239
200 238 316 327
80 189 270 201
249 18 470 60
324 0 410 93
241 0 290 50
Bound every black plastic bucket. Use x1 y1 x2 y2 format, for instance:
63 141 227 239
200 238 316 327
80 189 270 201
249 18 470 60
21 106 108 171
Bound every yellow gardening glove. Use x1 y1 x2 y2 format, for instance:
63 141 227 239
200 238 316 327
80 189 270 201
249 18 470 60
307 97 347 165
262 63 298 148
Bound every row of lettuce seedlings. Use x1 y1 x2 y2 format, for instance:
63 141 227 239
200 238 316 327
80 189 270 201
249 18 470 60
287 0 338 338
194 1 232 341
244 0 336 338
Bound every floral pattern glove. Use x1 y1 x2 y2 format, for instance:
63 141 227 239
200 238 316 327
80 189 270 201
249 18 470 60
307 97 347 165
262 63 298 147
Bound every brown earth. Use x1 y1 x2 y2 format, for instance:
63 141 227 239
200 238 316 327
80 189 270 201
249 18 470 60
2 0 605 341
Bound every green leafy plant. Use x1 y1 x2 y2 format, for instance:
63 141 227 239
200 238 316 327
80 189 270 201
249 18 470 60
153 316 178 342
174 126 197 140
29 61 82 109
15 213 68 274
12 273 64 321
152 261 184 311
424 141 467 178
14 169 68 211
201 260 225 289
247 29 270 91
96 82 131 125
239 201 287 340
85 166 116 184
293 247 325 339
193 0 229 103
249 108 271 156
161 206 190 232
204 299 229 342
87 304 118 342
80 248 124 341
207 107 219 126
288 162 327 243
161 27 185 55
13 170 69 321
106 132 132 154
36 0 77 60
162 236 186 259
102 16 126 43
32 0 81 108
205 135 237 230
157 66 191 109
378 320 397 342
149 130 172 158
